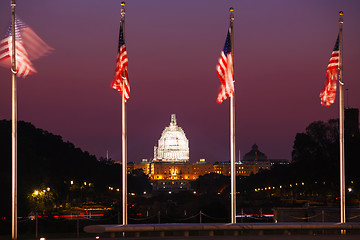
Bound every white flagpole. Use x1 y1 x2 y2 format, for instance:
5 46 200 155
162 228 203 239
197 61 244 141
338 11 345 224
11 0 18 239
122 81 127 226
229 7 236 224
120 1 128 226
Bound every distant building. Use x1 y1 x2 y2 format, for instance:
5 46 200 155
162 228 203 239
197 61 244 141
127 114 283 192
131 159 151 174
242 144 268 163
213 162 270 177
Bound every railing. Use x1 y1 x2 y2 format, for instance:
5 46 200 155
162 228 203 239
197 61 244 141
84 222 360 238
3 208 360 238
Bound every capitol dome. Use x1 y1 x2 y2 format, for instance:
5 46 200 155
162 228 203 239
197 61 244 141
153 114 189 162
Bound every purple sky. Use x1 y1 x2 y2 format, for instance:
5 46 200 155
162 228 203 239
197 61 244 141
0 0 359 163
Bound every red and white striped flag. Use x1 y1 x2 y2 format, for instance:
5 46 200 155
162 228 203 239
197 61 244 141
216 27 234 104
111 19 130 101
0 16 53 78
320 35 340 107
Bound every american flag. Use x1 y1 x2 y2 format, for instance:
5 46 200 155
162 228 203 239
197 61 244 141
216 27 234 104
320 35 340 107
0 16 53 78
111 19 130 101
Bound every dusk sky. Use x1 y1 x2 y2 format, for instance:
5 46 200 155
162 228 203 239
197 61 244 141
0 0 359 163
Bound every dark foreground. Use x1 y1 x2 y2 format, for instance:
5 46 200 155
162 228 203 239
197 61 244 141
31 235 360 240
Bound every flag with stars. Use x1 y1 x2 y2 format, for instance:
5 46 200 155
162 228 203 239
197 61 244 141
320 35 340 107
111 18 130 101
0 15 53 78
216 27 234 104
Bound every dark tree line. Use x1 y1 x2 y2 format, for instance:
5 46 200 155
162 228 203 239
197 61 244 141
0 117 359 220
237 118 360 206
0 120 151 217
191 118 360 212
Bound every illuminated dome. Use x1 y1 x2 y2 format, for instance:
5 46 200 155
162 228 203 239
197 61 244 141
154 114 189 162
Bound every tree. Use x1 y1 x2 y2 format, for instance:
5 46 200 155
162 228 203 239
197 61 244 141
291 119 339 183
128 168 152 194
0 120 153 216
191 173 229 195
28 188 55 214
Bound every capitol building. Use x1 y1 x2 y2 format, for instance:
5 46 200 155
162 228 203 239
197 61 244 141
153 114 189 163
128 114 286 192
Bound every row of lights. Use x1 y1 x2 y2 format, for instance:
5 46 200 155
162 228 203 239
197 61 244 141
70 180 93 187
254 180 358 192
107 188 148 196
255 182 306 192
255 183 355 193
108 187 119 191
